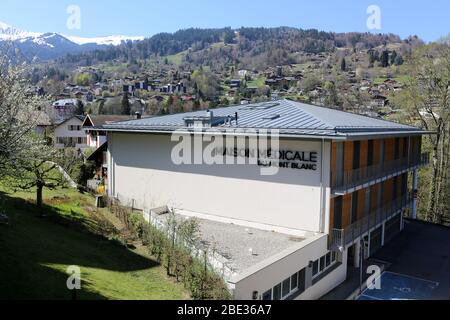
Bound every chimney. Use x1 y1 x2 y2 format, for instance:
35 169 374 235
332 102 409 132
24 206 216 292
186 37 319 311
235 112 239 126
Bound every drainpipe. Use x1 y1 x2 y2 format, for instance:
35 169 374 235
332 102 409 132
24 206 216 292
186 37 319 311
319 138 325 233
412 170 418 220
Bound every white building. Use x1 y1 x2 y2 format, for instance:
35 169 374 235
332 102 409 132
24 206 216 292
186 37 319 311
82 115 133 149
54 115 88 149
93 99 430 300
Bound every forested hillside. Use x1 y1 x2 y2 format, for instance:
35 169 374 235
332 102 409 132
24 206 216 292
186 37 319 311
58 27 423 69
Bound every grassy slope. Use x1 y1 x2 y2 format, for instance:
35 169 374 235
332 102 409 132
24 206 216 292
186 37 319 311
0 186 188 300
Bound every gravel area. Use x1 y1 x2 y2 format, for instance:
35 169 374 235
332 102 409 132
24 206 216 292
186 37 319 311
156 212 306 274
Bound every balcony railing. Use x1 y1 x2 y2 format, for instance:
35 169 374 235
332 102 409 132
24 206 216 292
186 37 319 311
329 192 413 251
332 153 430 194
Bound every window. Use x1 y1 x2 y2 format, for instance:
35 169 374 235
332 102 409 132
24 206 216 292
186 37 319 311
353 141 361 169
367 140 374 166
291 273 298 291
312 260 319 276
298 268 306 292
262 290 272 300
68 125 81 131
325 252 331 268
394 138 400 159
282 278 290 298
320 256 326 272
273 283 281 300
313 252 339 280
262 268 308 301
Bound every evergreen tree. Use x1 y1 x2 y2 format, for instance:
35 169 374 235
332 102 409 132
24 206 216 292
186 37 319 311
380 50 390 68
121 92 131 115
75 100 84 115
390 50 398 66
340 57 347 72
394 55 404 66
98 100 105 115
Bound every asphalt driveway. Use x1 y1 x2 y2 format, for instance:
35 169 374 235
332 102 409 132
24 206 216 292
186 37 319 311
371 219 450 299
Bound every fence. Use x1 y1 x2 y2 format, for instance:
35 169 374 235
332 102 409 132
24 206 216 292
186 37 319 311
330 192 413 251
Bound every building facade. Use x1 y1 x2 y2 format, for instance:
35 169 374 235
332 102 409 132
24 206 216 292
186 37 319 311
54 115 88 149
94 99 429 300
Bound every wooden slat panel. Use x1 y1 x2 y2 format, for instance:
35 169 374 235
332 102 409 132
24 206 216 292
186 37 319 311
384 138 395 162
402 137 408 158
357 188 366 219
360 140 368 168
342 194 352 228
331 142 337 187
398 138 403 159
344 141 354 172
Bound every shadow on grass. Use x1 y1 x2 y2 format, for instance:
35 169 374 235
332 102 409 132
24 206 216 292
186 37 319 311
0 192 160 300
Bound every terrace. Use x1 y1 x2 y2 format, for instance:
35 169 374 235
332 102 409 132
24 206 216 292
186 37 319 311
331 153 430 196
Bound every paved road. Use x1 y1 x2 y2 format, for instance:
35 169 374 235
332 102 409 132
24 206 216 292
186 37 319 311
371 219 450 299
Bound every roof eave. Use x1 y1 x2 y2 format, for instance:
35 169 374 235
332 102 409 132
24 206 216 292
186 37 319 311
94 125 432 141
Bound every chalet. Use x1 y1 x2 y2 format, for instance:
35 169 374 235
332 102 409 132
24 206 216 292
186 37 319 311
54 115 87 149
371 95 389 108
123 84 135 94
82 114 133 149
230 79 241 88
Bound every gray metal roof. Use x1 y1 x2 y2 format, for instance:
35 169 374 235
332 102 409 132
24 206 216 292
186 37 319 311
97 99 427 139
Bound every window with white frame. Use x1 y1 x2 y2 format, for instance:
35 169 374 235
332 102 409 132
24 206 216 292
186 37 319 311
68 125 81 131
312 251 338 280
261 267 307 300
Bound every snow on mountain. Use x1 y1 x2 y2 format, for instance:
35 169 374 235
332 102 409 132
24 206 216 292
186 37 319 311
0 21 41 41
0 21 144 61
65 35 145 46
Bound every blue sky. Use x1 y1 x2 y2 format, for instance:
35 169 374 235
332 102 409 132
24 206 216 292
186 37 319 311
0 0 448 42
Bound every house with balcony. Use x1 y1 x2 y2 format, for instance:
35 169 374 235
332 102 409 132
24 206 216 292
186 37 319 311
54 115 88 149
82 114 133 149
90 99 430 300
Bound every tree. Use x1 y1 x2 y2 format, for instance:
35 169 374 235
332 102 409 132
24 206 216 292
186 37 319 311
397 44 450 224
394 55 404 66
224 30 235 44
390 50 398 66
75 100 84 115
5 136 64 211
121 92 131 115
380 50 390 67
340 57 347 72
97 100 105 115
0 56 46 176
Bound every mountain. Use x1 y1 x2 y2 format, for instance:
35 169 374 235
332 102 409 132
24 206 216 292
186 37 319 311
65 35 145 46
58 27 416 70
0 21 144 61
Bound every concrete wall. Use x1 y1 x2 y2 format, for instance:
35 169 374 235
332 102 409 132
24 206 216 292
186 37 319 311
231 235 347 300
107 132 331 233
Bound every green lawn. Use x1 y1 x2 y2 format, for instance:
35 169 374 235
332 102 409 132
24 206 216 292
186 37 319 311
247 77 266 88
0 187 189 300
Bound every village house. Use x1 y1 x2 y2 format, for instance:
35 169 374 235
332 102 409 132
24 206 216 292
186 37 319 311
82 114 134 149
53 115 88 149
